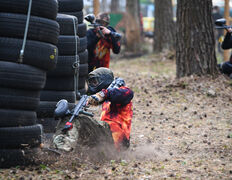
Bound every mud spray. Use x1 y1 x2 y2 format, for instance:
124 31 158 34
37 139 171 169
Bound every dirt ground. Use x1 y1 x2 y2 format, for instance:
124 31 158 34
0 52 232 180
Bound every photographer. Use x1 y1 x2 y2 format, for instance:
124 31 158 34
87 12 121 72
212 6 223 53
218 27 232 77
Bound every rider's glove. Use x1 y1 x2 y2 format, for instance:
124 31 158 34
87 91 106 106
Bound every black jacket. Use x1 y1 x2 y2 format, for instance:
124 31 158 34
222 32 232 50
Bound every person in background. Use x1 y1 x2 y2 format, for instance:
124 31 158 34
86 12 121 72
218 26 232 78
212 6 223 54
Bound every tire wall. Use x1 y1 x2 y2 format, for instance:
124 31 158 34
37 0 89 133
37 11 82 132
0 0 59 167
58 0 88 97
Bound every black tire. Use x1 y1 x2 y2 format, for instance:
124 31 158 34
44 76 75 91
78 76 87 89
77 23 87 37
0 87 40 111
78 36 87 53
0 0 58 20
37 117 58 133
0 61 46 90
0 37 58 71
36 101 75 118
59 11 83 24
57 35 80 56
0 13 60 45
40 90 76 103
56 13 78 35
0 124 42 149
79 49 88 64
36 101 57 118
79 63 88 77
0 109 36 127
0 148 38 168
77 87 86 97
47 56 79 77
58 0 83 12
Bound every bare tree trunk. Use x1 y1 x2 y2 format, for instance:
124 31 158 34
125 0 141 52
111 0 119 12
101 0 107 12
153 0 175 52
176 0 217 78
137 0 143 35
93 0 100 16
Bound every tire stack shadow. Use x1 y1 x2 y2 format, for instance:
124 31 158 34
58 0 89 96
0 0 59 168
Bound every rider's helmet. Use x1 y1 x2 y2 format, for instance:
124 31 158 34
87 67 114 94
96 12 110 27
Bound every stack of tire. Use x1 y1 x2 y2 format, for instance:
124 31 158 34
0 0 59 167
36 13 79 133
58 0 88 96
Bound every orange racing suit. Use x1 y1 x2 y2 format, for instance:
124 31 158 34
100 86 133 151
87 26 121 72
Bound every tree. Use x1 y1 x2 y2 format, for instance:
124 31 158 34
176 0 217 78
101 0 108 12
111 0 120 12
125 0 141 52
153 0 175 52
93 0 100 16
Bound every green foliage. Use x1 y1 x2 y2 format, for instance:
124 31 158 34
140 0 154 5
216 53 224 64
110 160 116 164
120 160 128 166
40 164 47 170
228 133 232 138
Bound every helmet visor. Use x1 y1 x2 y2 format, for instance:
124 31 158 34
87 76 99 87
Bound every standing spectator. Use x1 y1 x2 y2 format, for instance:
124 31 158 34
218 26 232 78
212 6 223 53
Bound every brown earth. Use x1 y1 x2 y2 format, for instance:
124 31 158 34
0 53 232 180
